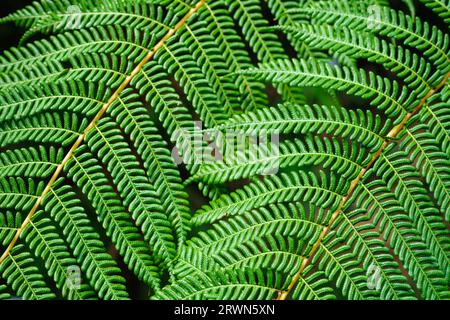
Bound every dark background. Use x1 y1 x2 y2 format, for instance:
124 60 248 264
0 0 34 51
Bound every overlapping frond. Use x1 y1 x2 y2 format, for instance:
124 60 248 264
0 0 448 301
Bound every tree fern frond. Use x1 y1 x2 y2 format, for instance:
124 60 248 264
292 0 450 74
401 123 450 221
0 61 65 90
222 0 308 105
130 61 205 170
198 1 269 111
0 26 159 73
0 0 448 301
84 119 177 266
418 0 450 24
419 96 450 156
375 146 450 277
192 171 347 226
211 104 390 149
225 0 285 62
290 267 336 300
0 81 106 126
0 244 56 300
22 211 97 299
153 268 288 300
0 147 62 179
179 19 241 115
324 211 416 299
346 175 450 299
0 112 82 148
108 91 191 251
190 203 326 259
0 212 22 247
242 59 412 122
280 23 440 93
157 40 228 127
42 179 133 299
188 136 370 185
264 0 320 59
0 284 11 300
0 178 43 212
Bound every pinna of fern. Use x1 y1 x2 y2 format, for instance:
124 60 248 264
0 0 448 300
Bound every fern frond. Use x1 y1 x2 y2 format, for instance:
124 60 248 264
0 244 55 300
154 268 288 300
42 180 133 299
22 211 96 299
0 112 82 148
292 0 449 74
0 284 11 300
290 267 336 300
401 123 450 221
418 0 450 24
323 211 416 299
0 0 448 301
192 171 346 226
157 40 228 127
280 23 439 93
0 178 43 213
0 212 22 247
344 172 450 299
242 59 412 122
419 96 450 156
188 136 369 185
210 104 390 149
0 147 62 179
197 1 269 111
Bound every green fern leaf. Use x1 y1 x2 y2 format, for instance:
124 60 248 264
0 0 448 301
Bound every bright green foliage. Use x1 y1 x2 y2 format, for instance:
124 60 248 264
0 0 448 300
